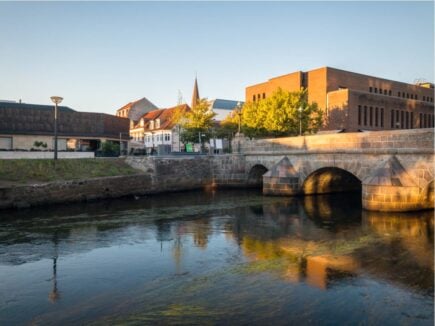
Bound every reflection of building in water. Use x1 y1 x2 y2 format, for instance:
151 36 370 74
305 255 358 289
191 219 212 249
240 236 360 289
363 210 434 271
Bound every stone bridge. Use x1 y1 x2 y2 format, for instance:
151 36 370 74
125 129 433 213
223 129 434 212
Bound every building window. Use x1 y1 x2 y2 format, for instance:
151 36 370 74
258 94 261 101
406 93 409 99
415 95 418 100
410 112 414 128
391 110 394 128
263 93 266 99
406 112 409 129
358 105 362 125
369 87 373 93
369 107 373 126
419 113 423 128
423 96 426 101
396 110 400 128
389 90 392 96
384 89 387 95
375 107 379 127
364 106 367 126
398 91 401 97
253 95 256 101
374 88 378 93
379 88 383 95
381 108 384 127
424 114 428 128
401 111 404 129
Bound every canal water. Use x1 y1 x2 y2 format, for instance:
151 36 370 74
0 190 433 325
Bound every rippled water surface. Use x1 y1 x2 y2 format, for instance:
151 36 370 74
0 190 433 325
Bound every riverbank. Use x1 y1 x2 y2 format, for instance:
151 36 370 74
0 158 138 185
0 156 224 209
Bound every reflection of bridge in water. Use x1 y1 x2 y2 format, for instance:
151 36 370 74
231 195 434 291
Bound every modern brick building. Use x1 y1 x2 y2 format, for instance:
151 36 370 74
246 67 434 132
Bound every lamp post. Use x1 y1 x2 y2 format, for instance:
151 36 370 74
298 106 303 136
236 102 242 134
50 96 63 160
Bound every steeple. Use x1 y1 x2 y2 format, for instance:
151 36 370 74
191 76 200 108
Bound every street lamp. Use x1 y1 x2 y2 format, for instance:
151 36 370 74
198 132 206 153
50 96 63 160
298 106 303 136
236 102 242 134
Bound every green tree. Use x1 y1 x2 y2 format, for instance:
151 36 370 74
241 88 323 138
179 98 216 148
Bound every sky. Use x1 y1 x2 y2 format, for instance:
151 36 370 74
0 1 433 114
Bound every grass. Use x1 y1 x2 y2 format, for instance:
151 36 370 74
0 158 141 184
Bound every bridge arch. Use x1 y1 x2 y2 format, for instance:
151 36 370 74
247 164 268 187
302 167 362 195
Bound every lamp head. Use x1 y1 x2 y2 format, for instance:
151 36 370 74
50 96 63 105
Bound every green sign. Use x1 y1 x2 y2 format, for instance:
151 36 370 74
186 143 193 152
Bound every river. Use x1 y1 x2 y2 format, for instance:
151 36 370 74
0 189 433 325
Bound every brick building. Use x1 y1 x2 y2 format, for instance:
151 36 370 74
246 67 434 132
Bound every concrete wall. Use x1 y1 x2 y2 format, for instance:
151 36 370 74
0 151 95 159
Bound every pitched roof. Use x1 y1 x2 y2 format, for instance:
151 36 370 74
210 99 242 110
133 104 190 131
0 101 75 113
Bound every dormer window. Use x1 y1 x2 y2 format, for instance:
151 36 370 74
156 119 160 129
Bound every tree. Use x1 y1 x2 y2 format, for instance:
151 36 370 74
179 98 216 147
241 88 323 138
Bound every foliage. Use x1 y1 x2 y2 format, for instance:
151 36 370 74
101 141 120 156
179 98 216 145
33 141 47 149
239 88 323 138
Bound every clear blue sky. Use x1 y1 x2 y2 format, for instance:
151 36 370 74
0 1 433 114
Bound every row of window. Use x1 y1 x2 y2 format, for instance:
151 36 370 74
419 113 434 128
390 109 414 129
149 119 160 130
369 87 392 96
368 87 434 102
422 96 434 103
253 93 266 102
145 133 171 143
358 105 385 127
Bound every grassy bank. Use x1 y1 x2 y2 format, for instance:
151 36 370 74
0 158 141 184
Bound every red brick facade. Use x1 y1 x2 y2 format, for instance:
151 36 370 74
246 67 434 132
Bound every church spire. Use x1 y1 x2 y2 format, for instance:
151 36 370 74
191 76 200 108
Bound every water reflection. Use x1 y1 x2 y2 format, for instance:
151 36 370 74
0 190 433 325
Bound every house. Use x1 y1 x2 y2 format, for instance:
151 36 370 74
130 104 190 154
116 97 158 120
209 99 243 121
0 101 129 151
